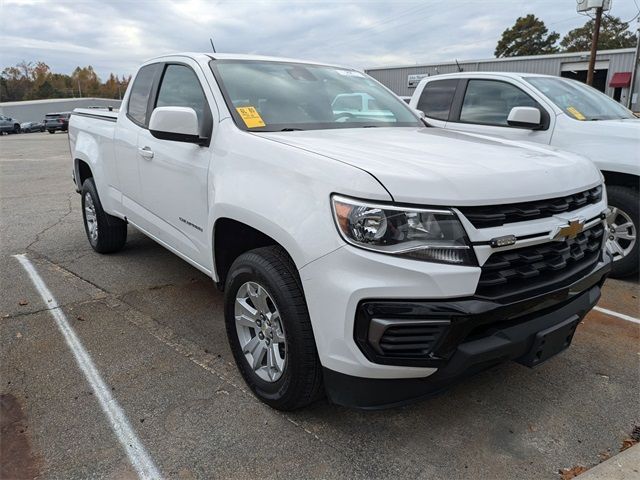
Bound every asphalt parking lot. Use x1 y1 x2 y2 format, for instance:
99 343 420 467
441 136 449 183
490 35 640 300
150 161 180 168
1 132 639 479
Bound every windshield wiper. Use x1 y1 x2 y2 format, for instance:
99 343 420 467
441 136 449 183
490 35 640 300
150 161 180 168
279 127 305 131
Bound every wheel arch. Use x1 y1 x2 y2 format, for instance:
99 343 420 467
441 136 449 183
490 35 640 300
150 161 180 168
74 158 94 191
602 171 639 191
212 216 300 288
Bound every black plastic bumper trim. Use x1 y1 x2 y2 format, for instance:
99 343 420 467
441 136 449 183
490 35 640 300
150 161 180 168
328 269 606 409
354 254 610 368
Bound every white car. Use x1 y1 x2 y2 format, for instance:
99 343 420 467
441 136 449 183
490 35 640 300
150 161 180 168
410 72 639 277
69 53 610 410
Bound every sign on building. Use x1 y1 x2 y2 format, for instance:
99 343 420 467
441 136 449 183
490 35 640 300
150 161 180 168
407 74 429 88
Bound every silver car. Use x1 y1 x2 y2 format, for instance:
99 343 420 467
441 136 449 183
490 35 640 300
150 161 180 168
0 115 21 134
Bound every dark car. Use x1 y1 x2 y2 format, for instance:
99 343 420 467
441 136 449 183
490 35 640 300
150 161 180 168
44 112 71 133
20 121 45 133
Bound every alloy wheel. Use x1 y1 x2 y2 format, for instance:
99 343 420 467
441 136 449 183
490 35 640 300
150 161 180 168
234 281 286 382
84 192 99 243
605 207 636 262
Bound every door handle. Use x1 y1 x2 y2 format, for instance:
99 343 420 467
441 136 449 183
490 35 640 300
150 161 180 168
138 146 154 159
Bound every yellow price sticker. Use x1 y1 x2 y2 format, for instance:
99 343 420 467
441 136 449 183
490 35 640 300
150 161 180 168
566 106 586 121
236 106 266 128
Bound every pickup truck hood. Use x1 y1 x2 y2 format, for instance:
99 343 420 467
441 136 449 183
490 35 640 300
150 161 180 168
260 127 601 206
553 116 640 177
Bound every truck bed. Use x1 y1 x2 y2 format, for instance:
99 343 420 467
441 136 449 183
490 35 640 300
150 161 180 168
72 107 119 122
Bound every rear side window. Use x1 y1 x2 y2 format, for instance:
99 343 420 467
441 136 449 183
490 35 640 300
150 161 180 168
127 64 160 126
155 64 208 127
417 79 458 121
460 80 537 126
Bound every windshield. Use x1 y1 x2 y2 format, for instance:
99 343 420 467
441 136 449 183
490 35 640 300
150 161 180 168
525 76 635 121
210 60 421 131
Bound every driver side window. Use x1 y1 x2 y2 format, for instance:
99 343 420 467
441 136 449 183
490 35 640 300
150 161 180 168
460 80 538 126
155 64 208 130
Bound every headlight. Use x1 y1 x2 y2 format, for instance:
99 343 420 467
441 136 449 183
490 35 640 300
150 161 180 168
331 195 475 265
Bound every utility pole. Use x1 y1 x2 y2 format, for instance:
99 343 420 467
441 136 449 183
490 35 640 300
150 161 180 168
586 5 603 86
629 18 640 109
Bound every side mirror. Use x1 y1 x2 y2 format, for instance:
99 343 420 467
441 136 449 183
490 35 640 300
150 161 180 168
149 106 205 144
414 109 425 118
507 106 542 129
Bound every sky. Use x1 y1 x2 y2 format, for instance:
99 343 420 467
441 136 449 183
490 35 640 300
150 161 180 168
0 0 638 79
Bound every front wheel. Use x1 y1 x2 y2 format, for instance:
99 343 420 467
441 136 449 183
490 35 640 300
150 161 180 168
224 246 323 410
48 130 55 134
81 178 127 253
606 185 638 278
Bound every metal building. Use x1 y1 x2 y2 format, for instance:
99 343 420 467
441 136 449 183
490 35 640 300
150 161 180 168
0 97 122 123
366 48 639 110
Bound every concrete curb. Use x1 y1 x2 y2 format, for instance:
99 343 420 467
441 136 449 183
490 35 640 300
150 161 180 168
578 444 640 479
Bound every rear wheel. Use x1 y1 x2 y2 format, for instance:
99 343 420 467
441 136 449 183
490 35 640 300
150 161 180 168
81 178 127 253
13 124 20 134
48 130 55 134
606 185 638 278
224 246 323 410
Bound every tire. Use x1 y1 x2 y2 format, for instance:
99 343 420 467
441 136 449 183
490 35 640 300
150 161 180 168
13 124 20 134
224 246 323 410
606 185 639 278
81 178 127 253
48 130 55 134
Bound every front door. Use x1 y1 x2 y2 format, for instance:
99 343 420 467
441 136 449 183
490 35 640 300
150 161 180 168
136 62 214 268
444 79 554 145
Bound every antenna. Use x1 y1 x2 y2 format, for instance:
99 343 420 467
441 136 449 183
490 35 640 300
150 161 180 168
455 59 463 72
209 38 216 53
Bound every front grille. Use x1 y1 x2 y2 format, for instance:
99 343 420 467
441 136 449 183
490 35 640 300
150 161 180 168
476 223 604 298
378 323 448 358
459 186 602 228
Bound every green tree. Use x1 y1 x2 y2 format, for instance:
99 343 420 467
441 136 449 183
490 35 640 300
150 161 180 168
560 16 635 52
495 14 560 57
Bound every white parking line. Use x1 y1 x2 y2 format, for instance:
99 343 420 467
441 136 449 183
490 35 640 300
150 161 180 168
13 254 162 480
594 306 640 325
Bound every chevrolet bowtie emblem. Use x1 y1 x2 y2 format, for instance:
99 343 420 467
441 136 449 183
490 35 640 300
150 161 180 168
551 218 585 241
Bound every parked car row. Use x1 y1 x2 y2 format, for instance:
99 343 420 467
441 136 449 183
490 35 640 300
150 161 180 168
0 112 71 134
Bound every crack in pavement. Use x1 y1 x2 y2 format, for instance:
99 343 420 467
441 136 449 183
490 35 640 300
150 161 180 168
14 254 372 476
25 193 75 252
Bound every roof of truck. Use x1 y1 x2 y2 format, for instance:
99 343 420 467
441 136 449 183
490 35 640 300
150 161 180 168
417 72 559 80
144 52 353 70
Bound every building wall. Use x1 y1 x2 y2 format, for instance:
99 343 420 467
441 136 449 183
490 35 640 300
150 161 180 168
366 49 639 110
0 98 122 123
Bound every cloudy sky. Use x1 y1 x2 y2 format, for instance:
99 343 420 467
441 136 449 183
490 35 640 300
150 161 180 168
1 0 638 79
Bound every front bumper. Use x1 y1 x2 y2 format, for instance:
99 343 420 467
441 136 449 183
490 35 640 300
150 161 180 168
322 254 610 409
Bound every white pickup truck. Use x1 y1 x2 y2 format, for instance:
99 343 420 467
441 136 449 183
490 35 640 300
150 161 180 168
69 53 610 410
410 72 639 277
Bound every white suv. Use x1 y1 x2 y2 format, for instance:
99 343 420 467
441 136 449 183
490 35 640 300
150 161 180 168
410 72 639 277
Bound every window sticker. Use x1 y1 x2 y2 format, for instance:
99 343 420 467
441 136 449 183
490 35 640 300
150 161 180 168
335 69 365 78
566 106 586 121
236 106 266 128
